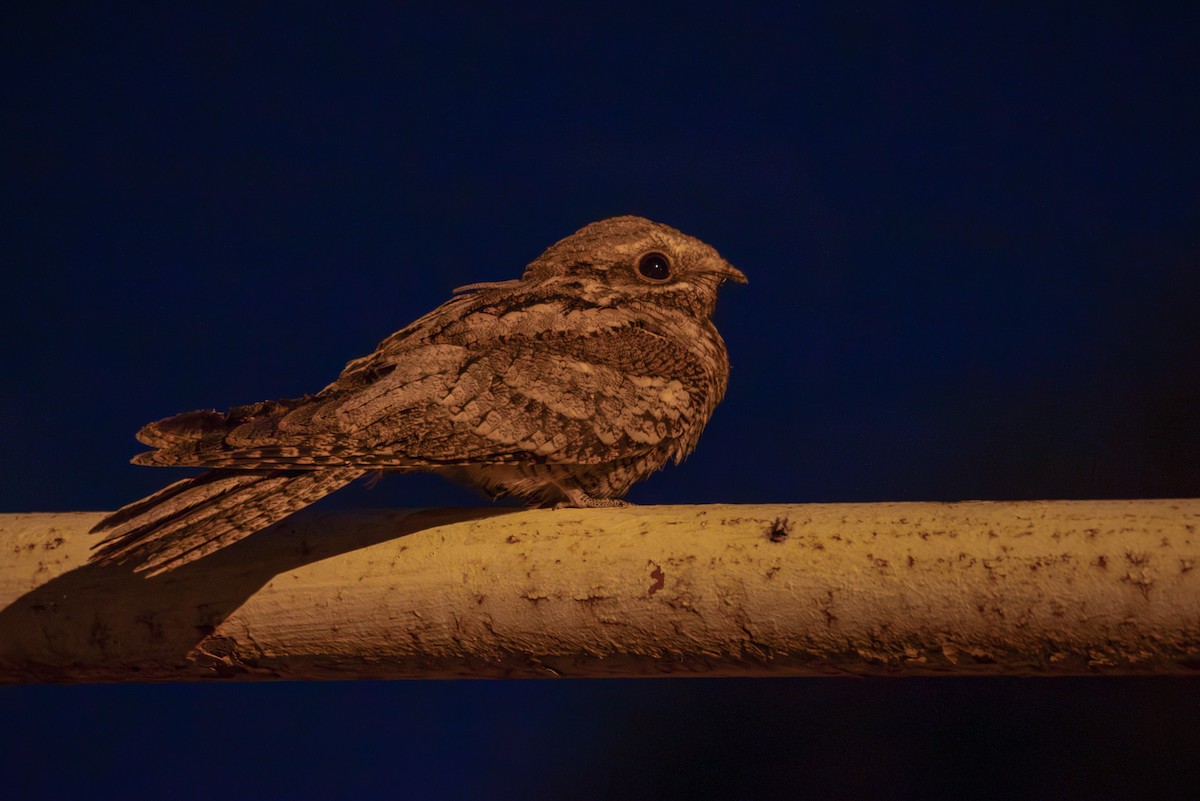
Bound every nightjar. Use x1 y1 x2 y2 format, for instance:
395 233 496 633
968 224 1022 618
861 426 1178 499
92 216 746 574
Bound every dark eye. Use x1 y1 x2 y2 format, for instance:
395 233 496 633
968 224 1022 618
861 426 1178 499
636 252 672 281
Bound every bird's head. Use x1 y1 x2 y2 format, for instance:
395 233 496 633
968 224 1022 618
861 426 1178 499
520 216 746 319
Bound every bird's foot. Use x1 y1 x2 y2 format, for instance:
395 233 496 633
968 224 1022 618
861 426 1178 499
551 489 632 509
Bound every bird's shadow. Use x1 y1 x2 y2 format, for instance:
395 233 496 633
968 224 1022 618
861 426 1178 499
0 507 517 683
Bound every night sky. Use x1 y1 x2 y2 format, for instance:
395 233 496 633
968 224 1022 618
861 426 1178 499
4 5 1199 799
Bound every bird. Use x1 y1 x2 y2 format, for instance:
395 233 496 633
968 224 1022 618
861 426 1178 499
91 215 747 575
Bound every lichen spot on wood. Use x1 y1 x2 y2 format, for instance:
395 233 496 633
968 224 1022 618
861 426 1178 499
767 517 792 542
648 561 665 595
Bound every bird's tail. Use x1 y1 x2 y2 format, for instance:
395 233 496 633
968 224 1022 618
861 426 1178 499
90 467 366 575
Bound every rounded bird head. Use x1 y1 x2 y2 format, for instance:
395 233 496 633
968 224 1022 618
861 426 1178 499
522 216 746 319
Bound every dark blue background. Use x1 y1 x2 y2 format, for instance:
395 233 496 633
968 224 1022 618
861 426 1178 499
3 5 1199 799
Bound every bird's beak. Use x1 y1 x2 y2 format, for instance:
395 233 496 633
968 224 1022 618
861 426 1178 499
714 262 748 285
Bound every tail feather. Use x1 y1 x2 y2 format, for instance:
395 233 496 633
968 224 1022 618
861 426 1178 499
92 470 265 540
91 467 365 575
95 472 295 564
143 467 364 570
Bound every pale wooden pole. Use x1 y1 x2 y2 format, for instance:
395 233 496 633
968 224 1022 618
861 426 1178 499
1 500 1197 683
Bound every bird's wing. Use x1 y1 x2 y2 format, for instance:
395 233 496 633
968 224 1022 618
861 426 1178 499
135 323 712 469
340 322 714 466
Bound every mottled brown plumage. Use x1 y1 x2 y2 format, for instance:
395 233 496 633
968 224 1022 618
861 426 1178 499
91 216 746 574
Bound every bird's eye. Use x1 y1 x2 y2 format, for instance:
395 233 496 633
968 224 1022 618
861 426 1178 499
636 252 672 282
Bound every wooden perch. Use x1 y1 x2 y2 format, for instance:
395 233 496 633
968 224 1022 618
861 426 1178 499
1 500 1198 683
